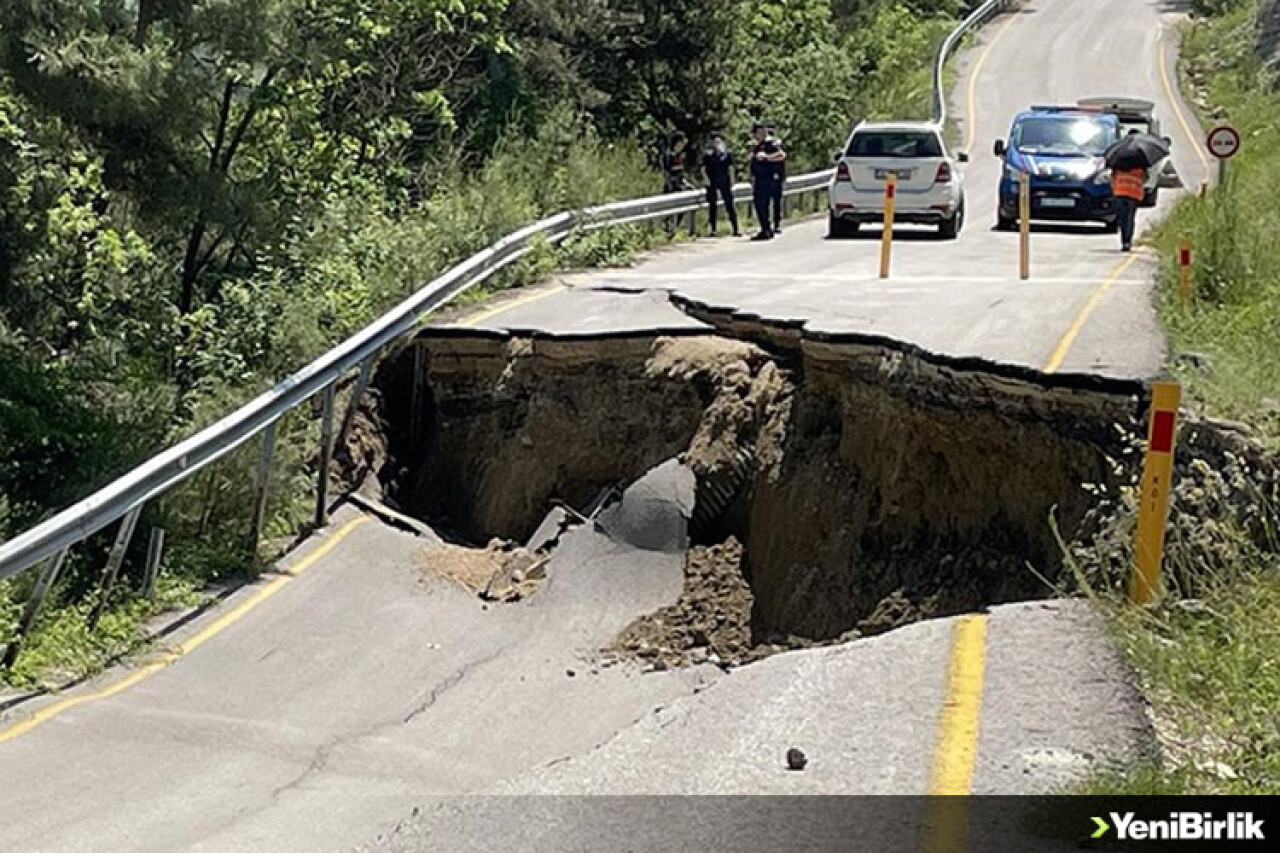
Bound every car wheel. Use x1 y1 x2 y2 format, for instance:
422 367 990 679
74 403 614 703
1141 188 1158 208
1103 218 1120 234
939 202 964 240
828 213 858 239
995 211 1016 231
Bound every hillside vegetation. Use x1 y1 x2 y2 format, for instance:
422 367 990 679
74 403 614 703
1093 0 1280 795
0 1 968 684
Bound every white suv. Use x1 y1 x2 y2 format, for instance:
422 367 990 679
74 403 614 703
828 121 967 239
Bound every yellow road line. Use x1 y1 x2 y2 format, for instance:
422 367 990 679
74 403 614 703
0 516 368 745
928 615 989 795
459 286 564 329
1157 29 1210 178
964 10 1021 154
920 614 988 853
1042 254 1141 373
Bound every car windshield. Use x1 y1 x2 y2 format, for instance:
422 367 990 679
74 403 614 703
1013 116 1114 155
847 131 942 158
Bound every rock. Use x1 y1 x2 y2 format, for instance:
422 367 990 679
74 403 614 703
566 669 576 678
786 747 808 771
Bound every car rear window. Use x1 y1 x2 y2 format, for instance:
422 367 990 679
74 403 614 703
846 131 943 158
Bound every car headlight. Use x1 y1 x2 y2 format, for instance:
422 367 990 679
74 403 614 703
1092 168 1112 186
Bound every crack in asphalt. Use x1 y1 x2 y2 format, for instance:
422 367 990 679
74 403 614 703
403 648 508 725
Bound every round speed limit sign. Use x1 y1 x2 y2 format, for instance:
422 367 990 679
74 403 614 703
1207 125 1241 160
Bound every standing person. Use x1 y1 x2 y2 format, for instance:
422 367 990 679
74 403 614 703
766 122 788 234
702 133 739 237
1111 163 1146 252
661 132 690 234
749 120 784 241
661 132 689 193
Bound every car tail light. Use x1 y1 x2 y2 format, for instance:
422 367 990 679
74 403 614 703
836 162 851 182
934 162 952 184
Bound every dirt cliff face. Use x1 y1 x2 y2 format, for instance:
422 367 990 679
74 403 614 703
361 321 1154 647
743 336 1139 639
373 331 783 544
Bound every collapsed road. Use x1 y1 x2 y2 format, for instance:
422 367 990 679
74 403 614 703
3 1 1277 850
358 320 1147 653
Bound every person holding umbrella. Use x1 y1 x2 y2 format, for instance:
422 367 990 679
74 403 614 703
1104 129 1170 252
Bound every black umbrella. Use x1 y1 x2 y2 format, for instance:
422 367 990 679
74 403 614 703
1104 132 1170 170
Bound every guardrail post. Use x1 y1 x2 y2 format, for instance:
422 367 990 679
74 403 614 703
142 528 165 599
314 383 336 529
246 421 277 560
408 343 426 446
335 357 374 454
2 548 70 670
87 505 142 630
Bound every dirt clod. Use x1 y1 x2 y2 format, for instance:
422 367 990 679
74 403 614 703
419 540 547 603
786 748 808 771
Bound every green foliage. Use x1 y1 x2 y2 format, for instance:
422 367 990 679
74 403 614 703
1075 0 1280 797
0 0 964 685
1150 0 1280 437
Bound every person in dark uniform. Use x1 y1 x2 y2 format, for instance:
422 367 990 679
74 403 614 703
702 133 739 236
766 122 787 233
749 120 784 241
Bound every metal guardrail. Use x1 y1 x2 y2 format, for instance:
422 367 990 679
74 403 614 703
0 2 996 664
932 0 1007 129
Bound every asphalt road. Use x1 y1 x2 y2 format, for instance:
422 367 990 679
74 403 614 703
0 2 1186 850
469 0 1210 380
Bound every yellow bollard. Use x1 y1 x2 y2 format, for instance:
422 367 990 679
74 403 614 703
880 173 896 279
1178 240 1192 306
1130 381 1182 605
1018 170 1031 281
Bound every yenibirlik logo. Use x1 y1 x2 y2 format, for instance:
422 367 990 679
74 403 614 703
1091 812 1265 842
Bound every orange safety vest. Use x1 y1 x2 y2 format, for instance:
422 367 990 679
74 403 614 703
1112 167 1146 200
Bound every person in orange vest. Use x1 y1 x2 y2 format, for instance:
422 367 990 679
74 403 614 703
1111 162 1147 252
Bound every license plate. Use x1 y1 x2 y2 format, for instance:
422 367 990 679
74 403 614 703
1039 197 1076 208
875 168 913 180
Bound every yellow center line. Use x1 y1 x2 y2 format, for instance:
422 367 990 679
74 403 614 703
1042 254 1141 373
964 10 1021 154
1157 29 1210 179
0 516 368 745
920 614 989 853
458 285 565 328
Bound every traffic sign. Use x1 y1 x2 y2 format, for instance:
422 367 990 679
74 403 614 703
1207 124 1240 160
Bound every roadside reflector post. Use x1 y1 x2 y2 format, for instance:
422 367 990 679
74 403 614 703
1178 240 1192 306
879 174 897 279
1130 380 1182 605
1018 170 1031 280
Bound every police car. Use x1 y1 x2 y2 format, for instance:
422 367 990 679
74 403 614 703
827 120 968 240
993 105 1120 230
992 99 1175 230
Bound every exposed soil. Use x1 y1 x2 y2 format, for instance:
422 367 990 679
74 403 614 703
608 538 758 669
350 314 1280 665
419 540 547 603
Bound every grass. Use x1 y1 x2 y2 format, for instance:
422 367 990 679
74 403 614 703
1148 2 1280 440
1079 0 1280 796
